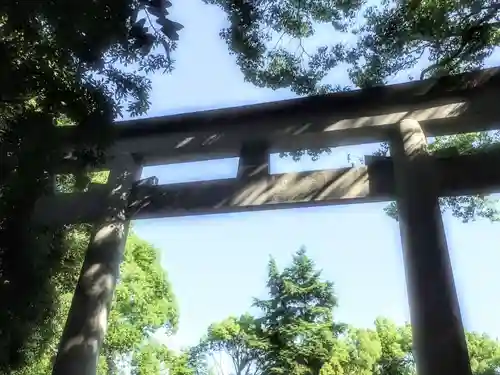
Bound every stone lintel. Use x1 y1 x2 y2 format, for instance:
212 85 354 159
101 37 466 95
33 148 500 226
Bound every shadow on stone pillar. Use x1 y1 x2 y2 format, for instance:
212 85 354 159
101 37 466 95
52 154 142 375
390 119 471 375
237 139 270 181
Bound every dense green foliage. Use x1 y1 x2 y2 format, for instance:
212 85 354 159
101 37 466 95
105 234 180 374
253 248 340 375
0 0 183 370
205 0 499 91
1 0 181 123
8 229 181 375
202 0 362 95
351 1 500 86
195 249 500 375
196 315 266 375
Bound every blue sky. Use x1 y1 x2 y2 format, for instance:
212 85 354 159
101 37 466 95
127 0 500 351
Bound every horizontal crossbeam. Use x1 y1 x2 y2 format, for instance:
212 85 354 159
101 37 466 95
33 150 500 226
61 67 500 143
56 89 500 172
111 98 500 164
34 163 392 225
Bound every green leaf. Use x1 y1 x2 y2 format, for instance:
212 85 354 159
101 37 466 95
147 5 164 18
136 18 147 28
157 18 184 41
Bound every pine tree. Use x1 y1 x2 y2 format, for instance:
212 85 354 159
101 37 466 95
253 248 340 375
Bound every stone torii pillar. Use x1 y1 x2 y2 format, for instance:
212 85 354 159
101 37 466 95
390 119 471 375
52 154 142 375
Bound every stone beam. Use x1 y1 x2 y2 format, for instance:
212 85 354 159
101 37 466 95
371 149 500 196
60 67 500 144
106 101 479 166
53 87 500 173
33 149 500 226
33 185 110 225
437 150 500 195
134 163 390 220
33 162 393 226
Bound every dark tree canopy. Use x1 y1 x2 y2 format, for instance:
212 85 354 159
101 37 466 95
0 0 183 371
205 0 499 91
1 0 182 124
352 1 500 87
203 0 363 95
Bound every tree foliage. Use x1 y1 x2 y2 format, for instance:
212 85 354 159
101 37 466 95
104 233 180 374
203 0 362 95
351 1 500 86
196 248 344 375
0 0 183 370
2 1 500 372
196 314 267 375
206 0 500 91
1 0 182 123
8 229 180 375
196 249 500 375
254 248 341 375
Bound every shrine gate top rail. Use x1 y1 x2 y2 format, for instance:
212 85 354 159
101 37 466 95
60 66 500 167
36 67 500 225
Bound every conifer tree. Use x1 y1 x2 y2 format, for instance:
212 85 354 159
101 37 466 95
253 248 341 375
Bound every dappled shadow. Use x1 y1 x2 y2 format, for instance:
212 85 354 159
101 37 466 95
52 222 127 374
22 67 500 374
0 163 136 373
33 138 500 225
127 159 394 219
102 90 498 165
34 163 393 224
51 164 139 374
5 65 499 374
323 101 467 133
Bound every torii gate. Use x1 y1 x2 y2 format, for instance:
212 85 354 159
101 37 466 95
34 67 500 375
